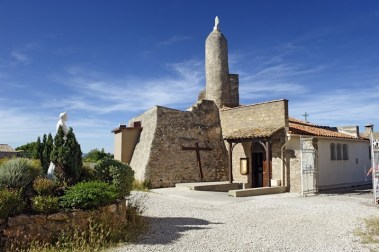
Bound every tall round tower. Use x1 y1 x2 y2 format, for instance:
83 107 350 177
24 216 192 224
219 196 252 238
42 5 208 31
205 16 230 108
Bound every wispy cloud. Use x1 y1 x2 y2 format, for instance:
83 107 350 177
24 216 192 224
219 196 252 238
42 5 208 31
48 59 204 114
290 86 379 127
157 35 191 46
10 51 30 64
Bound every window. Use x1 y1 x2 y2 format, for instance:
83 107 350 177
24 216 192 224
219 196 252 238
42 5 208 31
342 144 349 160
330 143 336 160
331 143 349 161
336 144 342 160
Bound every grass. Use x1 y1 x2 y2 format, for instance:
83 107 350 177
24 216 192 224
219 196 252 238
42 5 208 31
132 180 151 192
355 216 379 251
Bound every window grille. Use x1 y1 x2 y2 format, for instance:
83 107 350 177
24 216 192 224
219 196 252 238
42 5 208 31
336 143 342 160
342 144 348 160
330 143 336 160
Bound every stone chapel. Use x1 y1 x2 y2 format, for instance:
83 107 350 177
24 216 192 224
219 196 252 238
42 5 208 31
113 17 371 193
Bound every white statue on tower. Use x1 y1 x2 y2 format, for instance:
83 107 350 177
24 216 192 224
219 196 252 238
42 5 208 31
47 111 69 179
213 16 220 31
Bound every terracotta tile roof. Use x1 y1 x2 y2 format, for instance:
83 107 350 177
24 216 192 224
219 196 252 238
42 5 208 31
224 126 283 140
0 144 17 153
289 118 357 139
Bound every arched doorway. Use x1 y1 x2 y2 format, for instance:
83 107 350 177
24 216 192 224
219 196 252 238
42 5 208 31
251 142 270 187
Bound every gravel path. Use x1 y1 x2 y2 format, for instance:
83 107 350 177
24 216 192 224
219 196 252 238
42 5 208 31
114 188 379 252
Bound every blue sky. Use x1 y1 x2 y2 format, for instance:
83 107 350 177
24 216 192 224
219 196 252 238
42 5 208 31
1 0 379 153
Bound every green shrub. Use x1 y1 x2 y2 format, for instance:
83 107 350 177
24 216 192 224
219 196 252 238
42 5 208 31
0 157 10 167
32 195 60 214
0 188 26 218
59 181 118 210
0 158 34 189
79 164 96 182
95 158 134 197
33 177 56 195
28 159 43 179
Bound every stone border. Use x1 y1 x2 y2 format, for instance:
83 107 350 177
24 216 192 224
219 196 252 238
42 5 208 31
0 199 127 245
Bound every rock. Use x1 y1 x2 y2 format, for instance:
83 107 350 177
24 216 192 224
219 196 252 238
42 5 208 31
30 215 47 225
47 213 69 222
25 224 45 235
105 204 117 214
3 225 25 237
44 221 69 232
8 215 31 226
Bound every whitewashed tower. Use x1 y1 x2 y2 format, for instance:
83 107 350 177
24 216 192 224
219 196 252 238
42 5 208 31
205 16 239 108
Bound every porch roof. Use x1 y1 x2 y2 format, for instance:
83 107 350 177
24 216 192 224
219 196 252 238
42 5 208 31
223 126 283 140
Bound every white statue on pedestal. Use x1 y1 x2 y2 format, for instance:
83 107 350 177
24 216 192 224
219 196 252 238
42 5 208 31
213 16 220 31
57 111 68 136
47 111 69 179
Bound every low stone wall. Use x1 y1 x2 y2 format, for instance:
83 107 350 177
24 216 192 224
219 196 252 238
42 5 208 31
0 199 127 245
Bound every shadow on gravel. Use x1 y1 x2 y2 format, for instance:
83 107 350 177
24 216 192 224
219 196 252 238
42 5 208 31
319 184 372 196
136 216 222 245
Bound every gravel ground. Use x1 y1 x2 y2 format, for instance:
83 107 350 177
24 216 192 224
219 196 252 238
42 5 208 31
114 188 379 252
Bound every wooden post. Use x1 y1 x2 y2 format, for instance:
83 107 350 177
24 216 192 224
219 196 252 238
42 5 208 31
228 141 233 184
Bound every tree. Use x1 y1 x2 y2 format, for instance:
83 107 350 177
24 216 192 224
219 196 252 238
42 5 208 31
32 137 42 160
84 148 114 162
15 142 37 158
41 133 53 173
50 126 82 184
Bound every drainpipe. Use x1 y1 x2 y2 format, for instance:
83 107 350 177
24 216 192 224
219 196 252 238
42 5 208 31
281 135 291 188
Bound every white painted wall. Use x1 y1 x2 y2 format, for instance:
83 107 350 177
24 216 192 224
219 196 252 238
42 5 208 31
286 136 371 190
317 139 371 189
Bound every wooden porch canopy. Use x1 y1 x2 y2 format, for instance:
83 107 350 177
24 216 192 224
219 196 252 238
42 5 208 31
223 126 283 184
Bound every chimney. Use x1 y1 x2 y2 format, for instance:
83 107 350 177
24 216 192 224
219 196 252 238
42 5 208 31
365 124 374 134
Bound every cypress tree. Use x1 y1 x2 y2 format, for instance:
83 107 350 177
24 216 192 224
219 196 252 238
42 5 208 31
51 126 82 184
41 134 47 172
32 136 42 160
42 133 53 173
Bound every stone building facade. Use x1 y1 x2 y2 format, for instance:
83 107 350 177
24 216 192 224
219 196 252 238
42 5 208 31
220 100 288 188
113 17 371 192
113 100 228 188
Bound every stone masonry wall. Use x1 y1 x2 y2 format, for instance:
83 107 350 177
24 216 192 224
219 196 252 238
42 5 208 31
229 74 239 107
129 107 158 182
129 100 228 188
220 99 288 134
271 129 286 183
220 100 288 188
0 200 127 245
289 149 301 193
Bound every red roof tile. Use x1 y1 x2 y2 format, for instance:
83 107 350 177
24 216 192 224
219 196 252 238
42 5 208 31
289 118 358 139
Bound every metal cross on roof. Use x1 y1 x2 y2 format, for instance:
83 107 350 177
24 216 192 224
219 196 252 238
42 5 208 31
303 112 309 122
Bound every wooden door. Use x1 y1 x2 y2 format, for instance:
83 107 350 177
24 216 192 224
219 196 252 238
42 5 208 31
262 159 269 187
252 152 263 187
